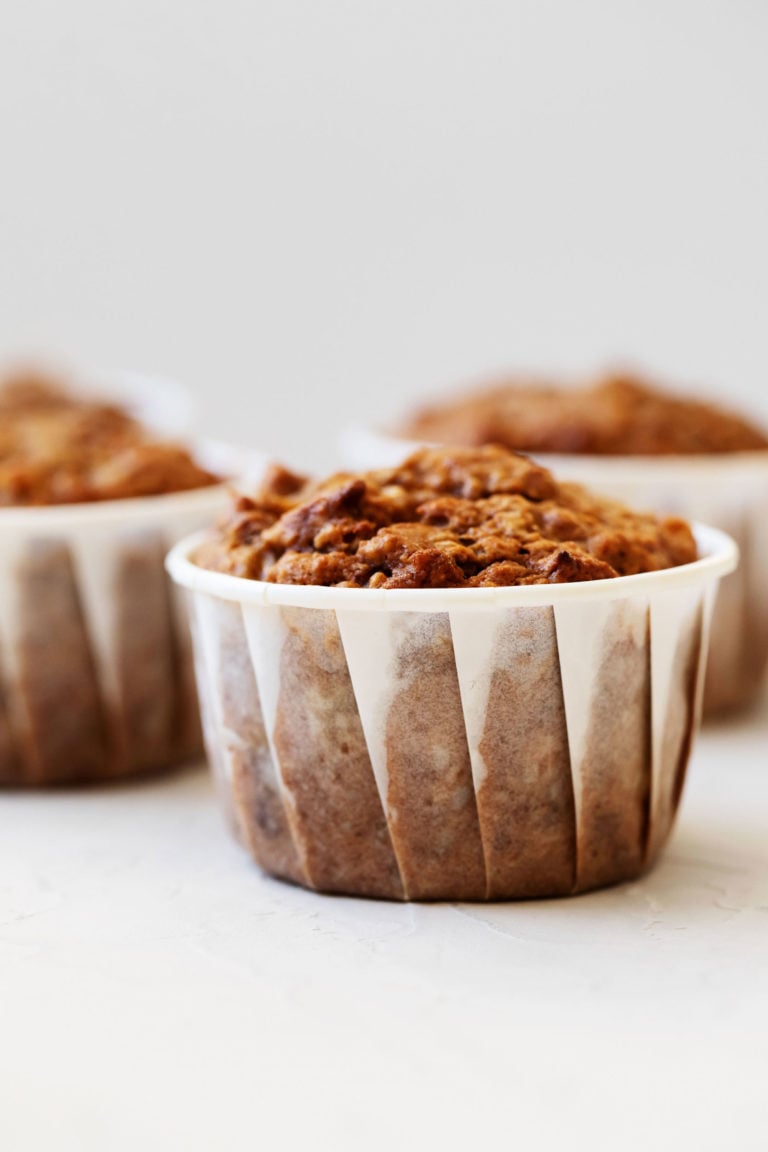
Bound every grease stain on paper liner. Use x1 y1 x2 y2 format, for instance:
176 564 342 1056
14 540 108 784
451 606 576 900
168 582 204 763
198 574 714 901
265 606 403 899
113 534 178 775
382 613 485 901
0 670 17 778
0 529 211 785
647 592 703 864
574 607 651 892
196 594 304 886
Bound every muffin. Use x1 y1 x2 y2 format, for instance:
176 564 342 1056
168 446 736 901
399 373 768 456
0 372 237 785
343 372 768 713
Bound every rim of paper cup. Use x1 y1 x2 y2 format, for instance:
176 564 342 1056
339 424 768 480
166 522 738 612
0 440 268 532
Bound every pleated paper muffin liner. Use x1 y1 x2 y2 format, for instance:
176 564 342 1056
0 439 261 786
168 524 736 902
340 424 768 714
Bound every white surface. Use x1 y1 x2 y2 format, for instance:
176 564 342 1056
1 698 766 1151
2 4 768 1148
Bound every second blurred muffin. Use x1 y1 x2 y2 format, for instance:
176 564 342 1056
345 371 768 713
0 371 239 785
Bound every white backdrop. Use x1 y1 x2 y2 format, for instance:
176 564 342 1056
1 1 766 469
2 9 768 1149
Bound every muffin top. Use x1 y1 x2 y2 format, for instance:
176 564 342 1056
196 445 697 588
400 373 768 456
0 373 219 506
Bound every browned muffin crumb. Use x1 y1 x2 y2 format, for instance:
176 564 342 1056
0 374 220 505
196 445 697 588
0 373 77 413
400 373 768 455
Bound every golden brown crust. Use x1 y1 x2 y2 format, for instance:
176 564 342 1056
197 445 697 589
0 374 219 505
400 373 768 456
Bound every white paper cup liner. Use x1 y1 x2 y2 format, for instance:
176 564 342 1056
167 524 736 901
0 436 268 787
340 423 768 714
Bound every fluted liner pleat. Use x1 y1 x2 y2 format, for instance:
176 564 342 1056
200 587 713 901
243 604 404 898
338 611 485 900
0 532 205 785
449 605 575 899
191 594 304 884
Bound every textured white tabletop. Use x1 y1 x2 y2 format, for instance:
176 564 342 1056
1 696 766 1151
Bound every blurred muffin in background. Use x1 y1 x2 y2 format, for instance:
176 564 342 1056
345 369 768 714
0 371 218 505
0 368 233 786
400 372 768 455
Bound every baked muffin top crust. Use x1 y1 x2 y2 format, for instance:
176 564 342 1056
400 374 768 456
196 445 697 589
0 374 219 506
